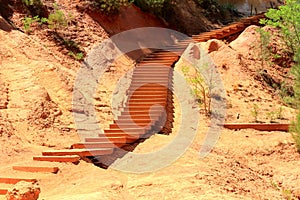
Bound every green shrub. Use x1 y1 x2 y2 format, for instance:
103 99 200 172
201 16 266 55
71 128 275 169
23 15 47 33
48 3 68 30
255 28 272 69
23 16 35 33
260 0 300 55
290 113 300 152
182 65 211 116
260 0 300 152
68 52 84 60
251 104 259 122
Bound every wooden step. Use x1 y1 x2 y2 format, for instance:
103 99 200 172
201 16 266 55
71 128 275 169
133 62 172 68
127 95 168 99
165 46 187 50
157 49 183 53
117 114 160 120
122 112 165 118
145 55 179 59
99 134 142 140
109 123 152 129
223 123 290 132
113 122 152 128
133 70 170 73
128 91 167 95
128 99 167 103
104 128 145 133
120 111 162 116
132 75 169 79
123 107 165 112
72 142 124 149
97 132 141 139
132 74 170 78
130 84 169 89
141 58 177 62
130 82 169 86
108 127 151 133
139 60 175 64
0 189 7 195
130 80 169 84
33 155 80 163
128 99 170 104
151 52 179 55
85 137 126 143
114 119 154 124
42 148 114 157
127 102 166 107
12 166 59 174
131 77 169 81
0 178 37 184
128 95 167 100
128 89 169 94
135 69 171 73
99 131 143 137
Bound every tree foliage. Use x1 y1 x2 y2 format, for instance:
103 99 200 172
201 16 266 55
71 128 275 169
90 0 132 13
260 0 300 152
134 0 166 15
22 0 46 17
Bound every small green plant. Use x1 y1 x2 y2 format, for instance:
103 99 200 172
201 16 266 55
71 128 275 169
23 16 35 33
251 104 259 122
271 181 294 200
271 181 281 191
48 3 68 31
267 111 277 123
68 52 84 60
23 15 47 33
282 189 293 200
255 28 272 69
276 106 284 119
182 65 211 116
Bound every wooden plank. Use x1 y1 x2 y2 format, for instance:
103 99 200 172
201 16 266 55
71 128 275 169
128 98 167 103
42 148 113 157
0 189 7 195
12 166 59 174
223 123 290 131
85 137 126 143
110 123 152 129
72 142 125 149
104 128 147 133
120 110 162 115
98 133 142 137
130 80 168 84
33 155 80 163
0 178 37 184
142 58 177 61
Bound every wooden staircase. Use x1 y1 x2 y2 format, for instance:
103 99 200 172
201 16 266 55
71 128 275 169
0 13 266 196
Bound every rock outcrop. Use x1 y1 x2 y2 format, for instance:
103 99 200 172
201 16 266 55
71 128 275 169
6 181 40 200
